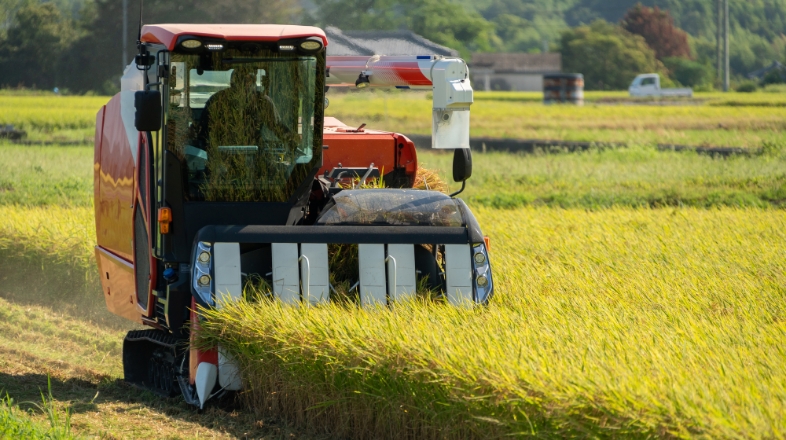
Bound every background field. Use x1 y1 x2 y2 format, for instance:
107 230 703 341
4 91 786 148
0 92 784 438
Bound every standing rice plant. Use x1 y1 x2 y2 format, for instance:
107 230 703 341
199 207 786 439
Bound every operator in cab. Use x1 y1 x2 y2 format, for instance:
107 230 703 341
196 66 290 149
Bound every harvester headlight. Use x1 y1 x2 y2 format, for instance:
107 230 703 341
181 39 202 49
299 40 322 51
471 242 493 304
279 44 296 51
192 241 215 307
205 43 224 51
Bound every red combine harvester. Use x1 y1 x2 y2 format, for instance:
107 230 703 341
94 24 493 407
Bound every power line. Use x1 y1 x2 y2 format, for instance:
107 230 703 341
123 0 128 70
723 0 729 91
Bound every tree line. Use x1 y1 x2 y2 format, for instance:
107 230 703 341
0 0 784 93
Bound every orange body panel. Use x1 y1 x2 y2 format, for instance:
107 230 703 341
94 106 105 235
95 94 153 321
320 129 418 185
96 247 143 324
96 95 135 261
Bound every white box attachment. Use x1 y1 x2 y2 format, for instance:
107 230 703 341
444 244 473 305
359 244 387 306
300 243 329 304
213 242 241 306
386 244 416 302
272 243 300 303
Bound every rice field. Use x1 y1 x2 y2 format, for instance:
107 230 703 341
199 207 786 439
326 90 786 148
4 90 786 147
1 92 785 438
0 96 105 141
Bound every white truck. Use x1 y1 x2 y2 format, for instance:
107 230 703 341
628 73 692 98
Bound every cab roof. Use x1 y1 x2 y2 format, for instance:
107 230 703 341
140 24 328 51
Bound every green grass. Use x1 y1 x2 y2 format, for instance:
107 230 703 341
3 142 785 211
0 144 93 207
418 146 786 209
0 392 77 440
199 206 786 439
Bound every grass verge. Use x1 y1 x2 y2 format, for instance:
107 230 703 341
198 206 786 439
0 390 77 440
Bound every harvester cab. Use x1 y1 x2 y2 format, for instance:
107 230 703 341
93 24 492 407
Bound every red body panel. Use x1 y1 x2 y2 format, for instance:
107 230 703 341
326 57 431 87
140 24 328 50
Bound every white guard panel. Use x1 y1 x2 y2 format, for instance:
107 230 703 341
433 109 470 149
444 244 473 305
300 243 329 304
213 243 242 306
359 244 387 306
386 244 416 302
195 362 217 409
218 347 243 391
272 243 300 303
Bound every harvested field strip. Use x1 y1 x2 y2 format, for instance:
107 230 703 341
199 207 786 439
0 297 311 439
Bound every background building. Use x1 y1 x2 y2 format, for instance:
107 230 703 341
470 53 562 91
325 27 458 57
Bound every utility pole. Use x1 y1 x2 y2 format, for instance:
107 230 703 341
716 0 722 82
723 0 729 92
123 0 128 70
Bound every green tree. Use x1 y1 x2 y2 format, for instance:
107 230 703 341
662 57 713 87
58 0 301 94
408 0 495 54
0 2 77 89
560 20 667 90
308 0 494 56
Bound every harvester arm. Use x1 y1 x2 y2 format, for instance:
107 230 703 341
326 55 473 149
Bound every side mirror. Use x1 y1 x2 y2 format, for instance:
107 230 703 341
135 53 155 69
452 148 472 182
134 90 162 132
